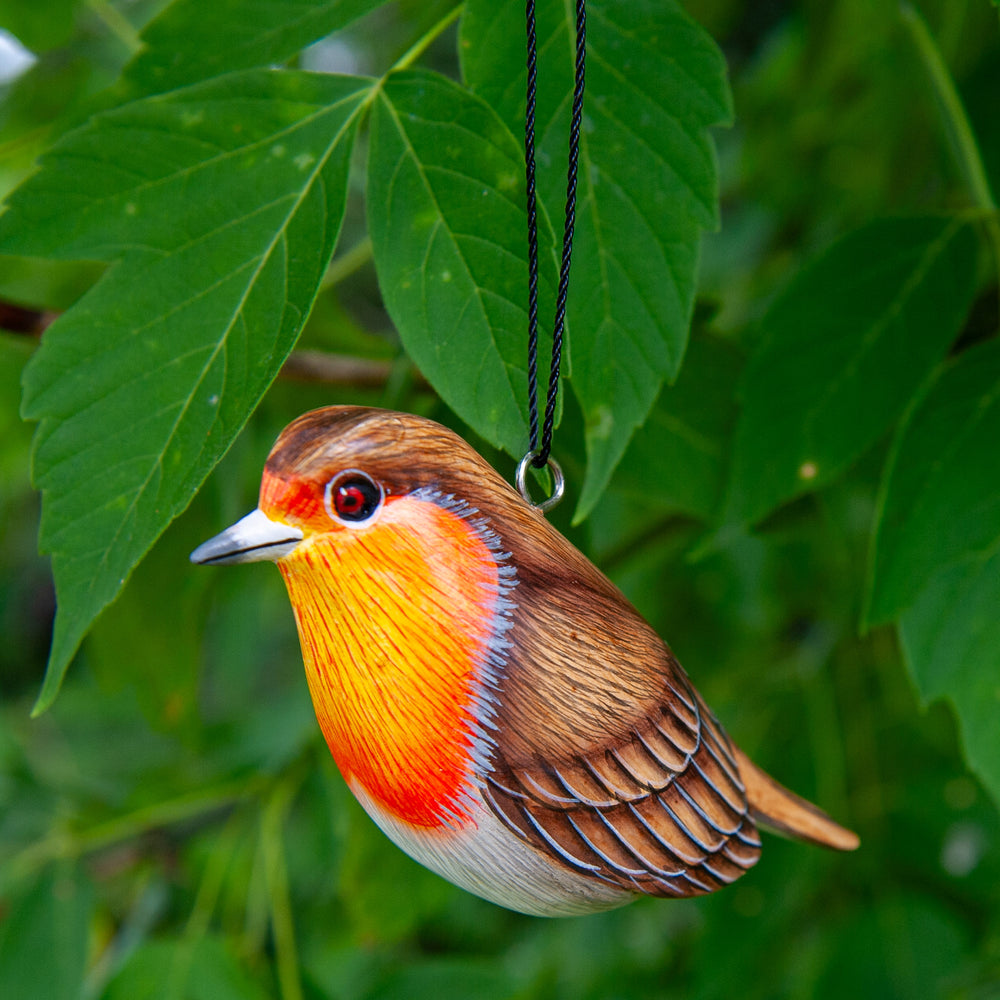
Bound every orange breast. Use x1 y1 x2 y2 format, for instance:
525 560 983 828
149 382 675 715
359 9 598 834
276 495 505 829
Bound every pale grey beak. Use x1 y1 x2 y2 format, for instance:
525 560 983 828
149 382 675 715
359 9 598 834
190 509 303 566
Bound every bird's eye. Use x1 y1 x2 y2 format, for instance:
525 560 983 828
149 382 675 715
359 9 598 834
324 470 384 526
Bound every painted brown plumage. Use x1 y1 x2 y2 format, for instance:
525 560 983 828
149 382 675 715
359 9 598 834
192 405 858 915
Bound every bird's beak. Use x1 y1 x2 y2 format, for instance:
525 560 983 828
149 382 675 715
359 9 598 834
190 509 303 566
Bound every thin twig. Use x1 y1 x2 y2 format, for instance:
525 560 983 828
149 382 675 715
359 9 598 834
6 776 266 884
391 5 462 74
279 349 428 389
261 763 309 1000
86 0 143 54
321 237 374 291
0 300 57 337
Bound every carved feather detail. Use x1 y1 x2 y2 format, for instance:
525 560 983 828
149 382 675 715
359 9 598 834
484 688 763 897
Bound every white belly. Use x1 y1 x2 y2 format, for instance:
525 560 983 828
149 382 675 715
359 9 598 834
350 780 630 917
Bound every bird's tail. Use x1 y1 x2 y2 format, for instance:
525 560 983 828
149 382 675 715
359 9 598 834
734 746 860 852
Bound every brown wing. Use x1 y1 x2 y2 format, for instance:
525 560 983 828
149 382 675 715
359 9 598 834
483 523 762 899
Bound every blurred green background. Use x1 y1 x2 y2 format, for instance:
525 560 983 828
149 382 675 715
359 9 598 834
1 0 999 997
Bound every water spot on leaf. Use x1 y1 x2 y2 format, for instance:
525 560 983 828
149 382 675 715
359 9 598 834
294 152 316 171
271 144 286 158
0 31 36 85
941 821 986 877
587 405 614 441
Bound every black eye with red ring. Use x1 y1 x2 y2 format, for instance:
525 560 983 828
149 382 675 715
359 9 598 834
323 470 384 526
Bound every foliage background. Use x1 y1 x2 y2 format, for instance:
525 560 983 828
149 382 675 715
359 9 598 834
1 0 999 998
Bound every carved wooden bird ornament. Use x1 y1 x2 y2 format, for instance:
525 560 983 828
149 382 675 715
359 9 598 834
191 406 858 916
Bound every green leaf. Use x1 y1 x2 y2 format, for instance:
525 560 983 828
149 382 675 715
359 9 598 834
370 960 515 1000
87 508 212 736
0 866 93 1000
869 338 1000 804
868 337 1000 624
461 0 733 517
815 895 969 999
723 217 978 527
367 68 557 452
102 937 270 1000
0 70 372 712
124 0 389 95
899 553 1000 805
611 331 741 519
0 0 80 52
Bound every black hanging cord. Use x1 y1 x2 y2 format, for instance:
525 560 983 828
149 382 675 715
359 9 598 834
524 0 586 470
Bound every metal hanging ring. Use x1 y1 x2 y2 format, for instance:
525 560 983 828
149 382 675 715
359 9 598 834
516 451 565 514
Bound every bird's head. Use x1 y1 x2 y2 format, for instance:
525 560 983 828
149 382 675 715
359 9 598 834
190 405 523 568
